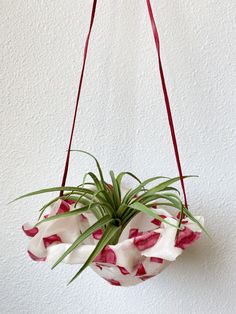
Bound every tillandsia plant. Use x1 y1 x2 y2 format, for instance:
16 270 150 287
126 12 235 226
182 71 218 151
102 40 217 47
16 151 206 286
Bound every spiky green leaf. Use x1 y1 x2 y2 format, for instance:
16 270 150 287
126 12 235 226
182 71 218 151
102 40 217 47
36 206 90 226
129 202 179 229
70 150 105 187
11 186 96 203
116 172 141 186
123 176 168 204
52 215 113 269
67 224 120 284
183 207 210 238
109 170 121 208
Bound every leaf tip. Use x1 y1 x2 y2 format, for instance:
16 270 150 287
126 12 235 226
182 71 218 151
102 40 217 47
51 264 57 270
8 198 17 204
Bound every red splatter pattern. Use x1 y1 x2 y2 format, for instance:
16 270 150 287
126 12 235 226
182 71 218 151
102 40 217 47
175 227 201 249
150 257 163 263
65 199 75 205
129 228 143 239
151 215 166 227
43 234 62 248
92 228 103 240
22 226 38 237
106 279 121 286
95 263 103 270
136 263 146 276
140 275 154 281
80 214 88 221
118 266 130 275
95 246 117 264
134 231 160 251
27 250 46 262
57 200 70 214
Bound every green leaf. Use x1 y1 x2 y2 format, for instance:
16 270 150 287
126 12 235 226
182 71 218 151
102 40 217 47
156 192 183 210
123 176 168 204
36 206 90 226
67 223 120 285
116 203 129 217
52 215 113 270
38 196 64 220
109 170 121 208
135 193 183 211
83 172 103 191
139 176 196 200
163 187 180 194
122 209 137 225
78 182 96 188
120 194 183 222
70 150 105 187
116 172 141 186
183 207 210 238
148 202 180 208
129 202 179 229
87 190 115 217
97 189 116 213
37 194 82 220
11 186 96 203
74 192 90 207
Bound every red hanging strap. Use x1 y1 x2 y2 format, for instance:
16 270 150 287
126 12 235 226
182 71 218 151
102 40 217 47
146 0 188 209
60 0 97 196
60 0 188 210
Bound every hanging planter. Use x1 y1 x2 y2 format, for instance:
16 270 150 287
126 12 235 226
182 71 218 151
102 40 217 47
15 0 206 287
19 152 205 286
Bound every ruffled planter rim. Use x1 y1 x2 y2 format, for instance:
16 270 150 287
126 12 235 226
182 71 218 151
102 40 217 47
23 199 203 287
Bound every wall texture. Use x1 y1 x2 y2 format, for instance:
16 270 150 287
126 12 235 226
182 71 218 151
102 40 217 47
1 1 236 313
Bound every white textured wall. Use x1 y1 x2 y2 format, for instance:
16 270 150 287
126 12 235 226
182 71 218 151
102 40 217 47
1 1 236 313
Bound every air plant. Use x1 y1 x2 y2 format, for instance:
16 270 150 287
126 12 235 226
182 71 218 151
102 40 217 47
14 151 206 284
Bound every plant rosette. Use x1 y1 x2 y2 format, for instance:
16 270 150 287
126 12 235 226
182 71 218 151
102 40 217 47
17 151 205 287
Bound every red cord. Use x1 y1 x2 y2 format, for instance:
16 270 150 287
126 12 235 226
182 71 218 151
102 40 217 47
146 0 188 209
60 0 189 211
60 0 97 196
